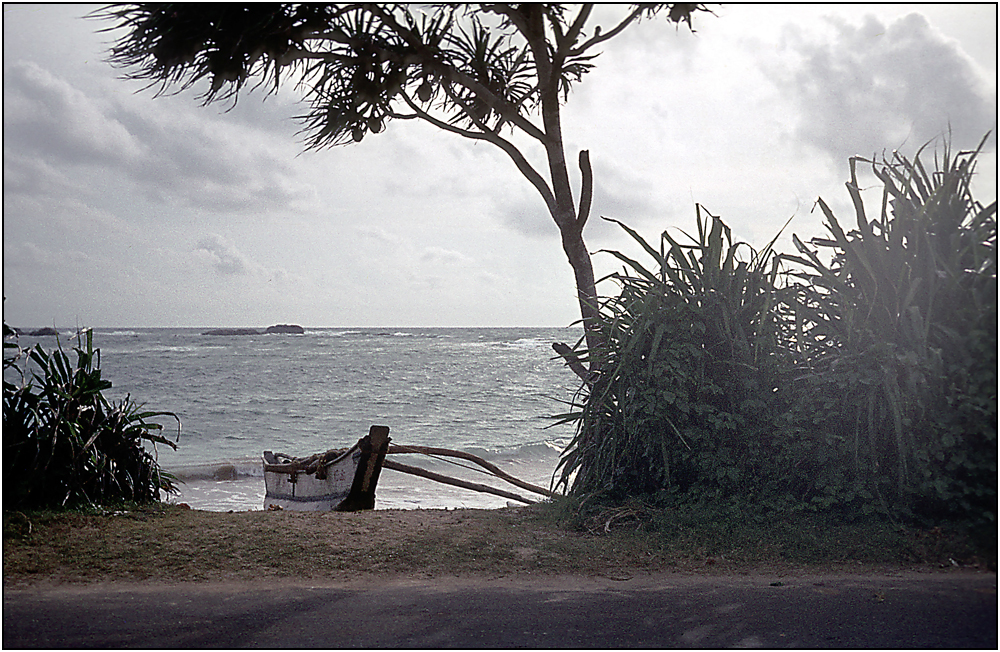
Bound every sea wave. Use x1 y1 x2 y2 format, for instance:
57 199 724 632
458 337 554 351
380 331 445 339
323 330 364 337
165 440 565 483
166 456 263 481
457 439 567 461
313 330 440 339
137 344 228 354
503 337 552 349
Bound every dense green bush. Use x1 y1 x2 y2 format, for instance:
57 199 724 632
3 322 180 509
780 136 996 523
558 135 996 529
555 206 795 503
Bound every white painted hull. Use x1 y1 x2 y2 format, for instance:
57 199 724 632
262 425 391 512
263 448 362 511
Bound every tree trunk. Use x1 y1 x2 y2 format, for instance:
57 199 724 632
560 225 602 372
525 11 604 378
498 6 604 383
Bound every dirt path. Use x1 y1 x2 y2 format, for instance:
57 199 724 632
4 571 995 648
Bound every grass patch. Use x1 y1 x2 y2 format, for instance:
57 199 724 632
4 501 993 589
534 497 996 572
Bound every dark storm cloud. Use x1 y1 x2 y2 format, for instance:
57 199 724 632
769 13 996 162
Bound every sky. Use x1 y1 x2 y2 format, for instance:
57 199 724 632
3 4 996 328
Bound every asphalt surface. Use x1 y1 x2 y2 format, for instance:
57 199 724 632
4 571 996 648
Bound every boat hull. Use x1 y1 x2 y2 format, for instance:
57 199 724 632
262 425 390 511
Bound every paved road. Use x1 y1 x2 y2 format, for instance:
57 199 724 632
4 572 995 648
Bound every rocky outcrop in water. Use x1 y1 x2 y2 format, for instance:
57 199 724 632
266 324 304 334
28 327 58 336
201 325 305 335
201 328 262 336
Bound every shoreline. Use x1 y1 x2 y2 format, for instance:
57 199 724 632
164 449 564 512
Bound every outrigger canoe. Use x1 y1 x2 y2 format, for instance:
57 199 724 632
262 425 391 511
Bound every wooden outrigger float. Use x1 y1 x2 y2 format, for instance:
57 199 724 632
383 445 556 505
263 424 557 512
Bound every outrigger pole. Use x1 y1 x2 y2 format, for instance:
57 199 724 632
383 445 557 505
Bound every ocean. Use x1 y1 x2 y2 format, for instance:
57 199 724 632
8 327 585 511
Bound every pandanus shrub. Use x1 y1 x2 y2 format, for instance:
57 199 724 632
3 323 180 509
780 135 996 523
555 206 792 504
558 134 996 528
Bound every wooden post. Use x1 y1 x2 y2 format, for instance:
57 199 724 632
336 425 391 511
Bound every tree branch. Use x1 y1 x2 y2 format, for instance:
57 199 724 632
557 4 593 59
567 6 645 57
482 4 530 36
486 4 552 90
367 4 549 144
577 149 593 230
382 459 536 504
552 341 592 385
439 67 549 142
397 91 558 215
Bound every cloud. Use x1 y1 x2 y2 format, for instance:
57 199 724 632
494 192 553 238
107 98 312 214
2 5 993 329
4 241 81 270
3 59 313 218
3 61 144 165
589 161 663 232
356 225 404 247
767 13 996 162
194 235 254 276
420 246 474 267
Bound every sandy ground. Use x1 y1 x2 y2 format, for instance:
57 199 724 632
4 504 993 590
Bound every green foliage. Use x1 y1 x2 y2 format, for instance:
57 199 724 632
3 322 180 510
559 134 997 530
556 205 791 502
779 134 997 524
97 4 708 148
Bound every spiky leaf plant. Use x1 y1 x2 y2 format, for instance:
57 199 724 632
556 206 790 503
3 323 180 509
779 134 996 523
556 134 995 531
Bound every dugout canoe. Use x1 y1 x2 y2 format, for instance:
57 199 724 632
262 425 391 511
